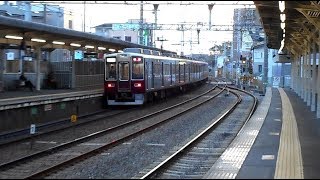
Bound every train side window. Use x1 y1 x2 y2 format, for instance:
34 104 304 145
170 63 172 84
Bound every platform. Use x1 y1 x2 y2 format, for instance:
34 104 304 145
0 88 103 110
0 88 104 137
203 87 320 179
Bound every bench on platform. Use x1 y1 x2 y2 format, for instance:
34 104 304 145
14 80 27 90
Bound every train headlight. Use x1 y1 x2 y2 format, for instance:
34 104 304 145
107 83 115 88
133 57 142 62
134 83 142 87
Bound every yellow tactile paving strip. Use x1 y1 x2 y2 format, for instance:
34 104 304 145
274 88 304 179
202 87 272 179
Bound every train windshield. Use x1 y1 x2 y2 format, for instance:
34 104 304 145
132 57 143 79
106 63 116 79
119 62 129 81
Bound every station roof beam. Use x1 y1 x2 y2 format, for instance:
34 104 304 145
254 1 320 56
0 15 174 54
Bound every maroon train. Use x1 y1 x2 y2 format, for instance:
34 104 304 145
103 48 209 105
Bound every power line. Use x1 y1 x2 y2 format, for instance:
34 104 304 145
31 1 254 6
116 23 261 31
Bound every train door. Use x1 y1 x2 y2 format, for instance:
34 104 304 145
145 61 148 90
188 63 191 82
183 63 186 83
178 63 181 83
161 62 164 86
146 59 152 90
118 61 130 92
151 61 154 88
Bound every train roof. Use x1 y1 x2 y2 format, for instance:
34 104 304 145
105 52 208 65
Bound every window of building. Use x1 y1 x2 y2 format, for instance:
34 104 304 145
125 36 131 42
113 36 121 40
258 65 262 72
68 20 73 29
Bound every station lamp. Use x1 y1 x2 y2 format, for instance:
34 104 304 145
31 38 46 43
279 1 285 12
278 39 285 54
70 43 81 47
5 35 23 40
280 14 286 22
52 41 65 45
85 45 94 49
278 1 286 54
98 47 106 50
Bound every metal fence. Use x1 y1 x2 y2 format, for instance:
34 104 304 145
49 61 72 88
50 60 104 89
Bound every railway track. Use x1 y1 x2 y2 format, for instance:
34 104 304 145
0 83 214 164
136 86 257 179
0 84 224 179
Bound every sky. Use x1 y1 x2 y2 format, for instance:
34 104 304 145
28 1 254 55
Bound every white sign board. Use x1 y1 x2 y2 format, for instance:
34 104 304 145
273 76 280 87
6 52 14 60
44 104 52 111
30 124 36 134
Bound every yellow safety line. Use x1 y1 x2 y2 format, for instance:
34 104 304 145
275 88 304 179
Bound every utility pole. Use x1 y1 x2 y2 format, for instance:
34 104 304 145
208 4 214 30
43 4 47 24
83 1 86 32
156 36 168 54
177 24 185 55
24 1 32 21
139 1 144 45
153 4 159 47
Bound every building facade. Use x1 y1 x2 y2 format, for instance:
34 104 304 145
94 19 153 47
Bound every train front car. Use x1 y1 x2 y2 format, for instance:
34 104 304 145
104 53 146 105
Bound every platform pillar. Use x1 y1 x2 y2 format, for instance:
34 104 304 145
35 46 41 91
0 49 4 92
301 54 306 100
307 50 311 106
296 56 302 96
295 56 300 94
316 32 320 118
69 49 75 89
311 41 317 111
